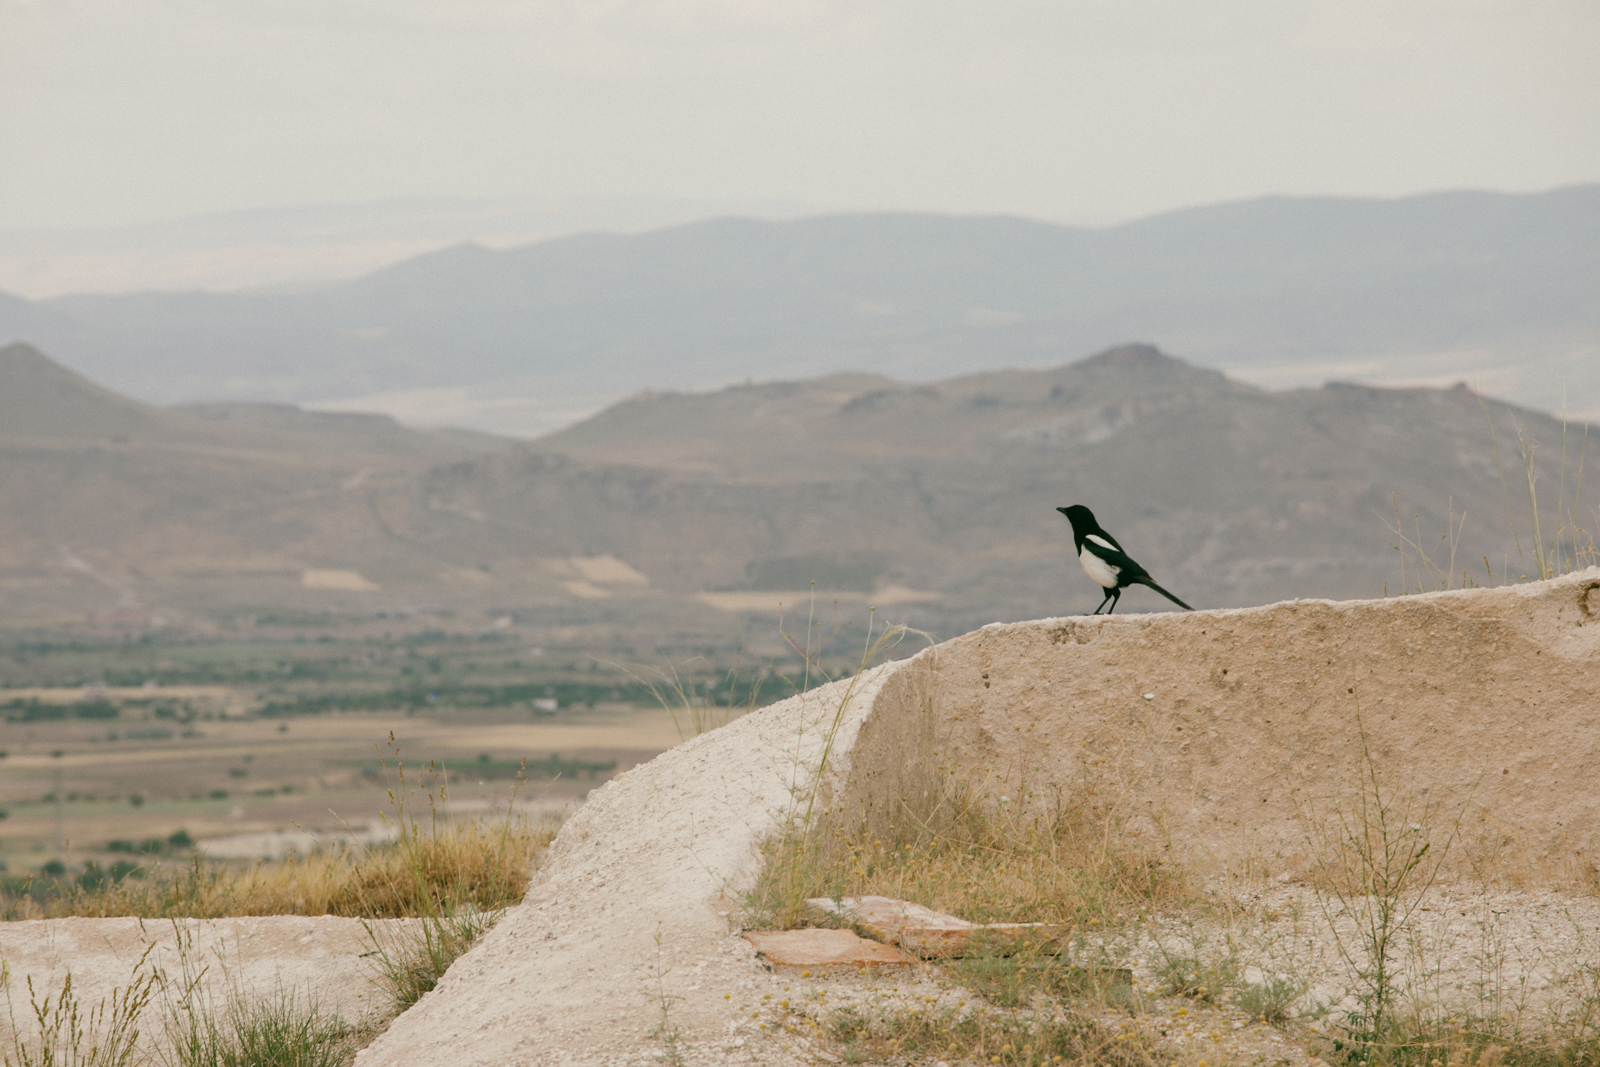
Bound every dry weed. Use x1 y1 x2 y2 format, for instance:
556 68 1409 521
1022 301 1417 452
24 821 554 920
750 765 1191 932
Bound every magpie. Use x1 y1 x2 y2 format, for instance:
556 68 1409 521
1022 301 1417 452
1057 505 1194 615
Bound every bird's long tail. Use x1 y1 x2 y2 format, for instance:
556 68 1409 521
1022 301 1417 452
1134 577 1194 611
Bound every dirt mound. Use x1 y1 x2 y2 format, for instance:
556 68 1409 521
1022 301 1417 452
349 569 1599 1066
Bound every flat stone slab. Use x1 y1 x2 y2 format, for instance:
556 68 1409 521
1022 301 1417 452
743 928 911 973
805 895 1065 958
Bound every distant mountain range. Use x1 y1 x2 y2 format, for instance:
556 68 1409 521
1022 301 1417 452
3 340 1588 639
1 186 1596 436
0 194 823 298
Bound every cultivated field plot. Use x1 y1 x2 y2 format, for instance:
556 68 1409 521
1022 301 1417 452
0 694 681 886
0 620 845 899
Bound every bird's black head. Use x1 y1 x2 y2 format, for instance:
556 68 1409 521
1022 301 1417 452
1056 504 1100 546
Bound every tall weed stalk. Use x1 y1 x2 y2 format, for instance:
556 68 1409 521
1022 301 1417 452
1387 494 1471 593
1298 708 1467 1065
629 650 772 741
1479 396 1598 581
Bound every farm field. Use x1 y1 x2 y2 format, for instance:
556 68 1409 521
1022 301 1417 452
0 701 679 868
0 627 729 886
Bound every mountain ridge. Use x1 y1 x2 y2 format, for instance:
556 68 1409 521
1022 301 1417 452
0 341 1589 636
2 186 1595 434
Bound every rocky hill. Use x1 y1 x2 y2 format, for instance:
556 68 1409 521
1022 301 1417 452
429 344 1586 626
2 341 1588 638
0 342 505 623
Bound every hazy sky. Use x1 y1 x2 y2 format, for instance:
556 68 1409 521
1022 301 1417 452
4 0 1599 232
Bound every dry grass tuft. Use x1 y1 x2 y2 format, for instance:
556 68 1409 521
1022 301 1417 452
14 820 554 920
162 943 357 1067
749 767 1193 932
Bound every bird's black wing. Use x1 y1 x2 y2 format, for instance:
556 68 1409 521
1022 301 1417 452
1081 536 1150 582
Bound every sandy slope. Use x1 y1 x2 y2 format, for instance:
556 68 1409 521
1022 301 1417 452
354 670 895 1067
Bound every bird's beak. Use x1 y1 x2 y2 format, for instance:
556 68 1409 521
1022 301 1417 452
1055 507 1070 516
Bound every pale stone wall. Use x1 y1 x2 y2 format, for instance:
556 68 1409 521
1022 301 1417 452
830 568 1600 879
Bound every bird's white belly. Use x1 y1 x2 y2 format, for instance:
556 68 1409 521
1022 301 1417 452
1079 547 1120 589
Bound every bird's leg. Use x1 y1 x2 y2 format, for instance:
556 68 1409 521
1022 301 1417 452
1092 590 1113 615
1106 588 1121 615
